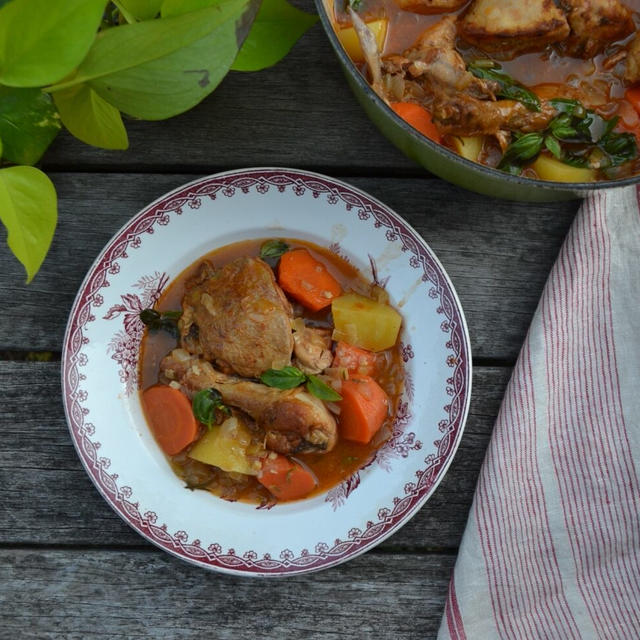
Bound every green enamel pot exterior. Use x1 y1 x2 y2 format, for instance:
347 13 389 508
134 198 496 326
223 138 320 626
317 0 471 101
316 0 640 202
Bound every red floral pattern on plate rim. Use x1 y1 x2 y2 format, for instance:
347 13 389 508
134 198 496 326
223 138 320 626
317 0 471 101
61 168 471 576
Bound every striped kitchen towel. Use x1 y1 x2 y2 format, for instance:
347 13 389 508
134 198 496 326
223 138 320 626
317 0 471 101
438 187 640 640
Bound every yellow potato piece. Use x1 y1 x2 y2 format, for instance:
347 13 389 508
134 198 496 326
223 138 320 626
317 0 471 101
188 417 258 476
452 136 484 162
532 154 596 183
337 19 388 63
332 293 401 352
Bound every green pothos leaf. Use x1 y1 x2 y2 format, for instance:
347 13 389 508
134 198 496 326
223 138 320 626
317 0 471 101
115 0 163 21
0 166 57 283
48 0 258 120
0 86 61 165
0 0 107 87
231 0 318 72
53 84 128 150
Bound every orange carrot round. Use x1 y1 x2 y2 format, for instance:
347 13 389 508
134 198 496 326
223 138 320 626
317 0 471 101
142 385 198 455
278 248 342 312
390 102 441 143
333 341 377 376
258 454 318 501
625 85 640 115
339 376 389 444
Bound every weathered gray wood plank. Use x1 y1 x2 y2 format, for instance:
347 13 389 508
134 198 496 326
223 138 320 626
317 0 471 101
0 173 577 358
0 361 509 548
1 549 454 639
42 24 418 173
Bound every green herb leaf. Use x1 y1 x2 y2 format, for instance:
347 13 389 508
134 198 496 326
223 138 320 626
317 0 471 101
231 0 318 72
0 86 61 165
468 61 540 112
259 239 289 259
306 375 342 401
139 308 181 334
115 0 163 21
192 388 230 428
261 366 307 389
544 135 562 159
48 0 258 120
0 166 57 283
505 132 544 161
0 0 107 87
53 84 128 150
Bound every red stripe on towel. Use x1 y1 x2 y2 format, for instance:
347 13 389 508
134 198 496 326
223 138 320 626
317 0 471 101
445 576 467 640
542 192 640 638
474 340 580 639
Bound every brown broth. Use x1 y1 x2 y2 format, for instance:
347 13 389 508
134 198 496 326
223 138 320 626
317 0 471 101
139 238 405 505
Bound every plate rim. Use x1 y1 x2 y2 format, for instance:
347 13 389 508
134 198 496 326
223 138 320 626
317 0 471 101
61 167 473 576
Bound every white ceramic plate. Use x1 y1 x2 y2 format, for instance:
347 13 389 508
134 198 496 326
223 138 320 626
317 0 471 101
62 168 471 576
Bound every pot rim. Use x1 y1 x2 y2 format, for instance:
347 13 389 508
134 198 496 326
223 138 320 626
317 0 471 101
314 0 640 194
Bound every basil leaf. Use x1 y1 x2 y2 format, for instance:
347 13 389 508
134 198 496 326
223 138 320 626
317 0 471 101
48 0 258 120
115 0 163 21
0 166 57 283
192 388 229 428
0 0 107 87
0 87 61 165
505 132 544 161
139 308 181 334
468 61 540 112
53 84 128 150
306 375 342 401
231 0 318 72
259 239 289 259
599 131 637 167
545 135 562 159
260 366 307 389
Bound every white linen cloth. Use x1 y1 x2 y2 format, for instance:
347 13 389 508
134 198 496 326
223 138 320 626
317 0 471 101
438 188 640 640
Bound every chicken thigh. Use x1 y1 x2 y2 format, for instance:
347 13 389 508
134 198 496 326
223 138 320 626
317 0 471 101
459 0 570 54
161 349 338 454
179 257 294 379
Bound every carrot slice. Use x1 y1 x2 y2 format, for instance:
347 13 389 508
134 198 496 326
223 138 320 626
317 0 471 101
390 102 441 143
625 85 640 115
332 341 376 376
258 454 318 501
278 248 342 312
142 385 198 455
339 376 389 444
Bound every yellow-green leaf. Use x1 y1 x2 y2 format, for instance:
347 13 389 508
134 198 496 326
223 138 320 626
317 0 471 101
0 0 108 87
48 0 258 120
116 0 163 20
53 84 128 150
0 166 57 283
231 0 317 72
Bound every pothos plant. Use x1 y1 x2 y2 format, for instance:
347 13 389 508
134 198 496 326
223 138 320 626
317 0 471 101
0 0 317 282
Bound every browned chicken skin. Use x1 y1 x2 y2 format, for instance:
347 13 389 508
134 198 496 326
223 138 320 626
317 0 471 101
179 257 294 379
559 0 635 58
161 349 338 454
459 0 570 55
625 34 640 83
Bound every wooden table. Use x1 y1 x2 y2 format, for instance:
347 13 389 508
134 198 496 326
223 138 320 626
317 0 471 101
1 13 580 639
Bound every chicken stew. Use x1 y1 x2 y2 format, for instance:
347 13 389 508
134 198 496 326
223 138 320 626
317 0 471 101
332 0 640 182
139 238 404 506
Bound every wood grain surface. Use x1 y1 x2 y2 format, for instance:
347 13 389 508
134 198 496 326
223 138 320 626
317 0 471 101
0 6 582 637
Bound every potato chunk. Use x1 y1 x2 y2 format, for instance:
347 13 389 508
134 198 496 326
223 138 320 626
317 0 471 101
188 417 260 476
337 19 387 63
332 293 402 352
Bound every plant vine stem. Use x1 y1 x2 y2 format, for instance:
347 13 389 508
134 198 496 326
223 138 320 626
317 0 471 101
112 0 137 24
